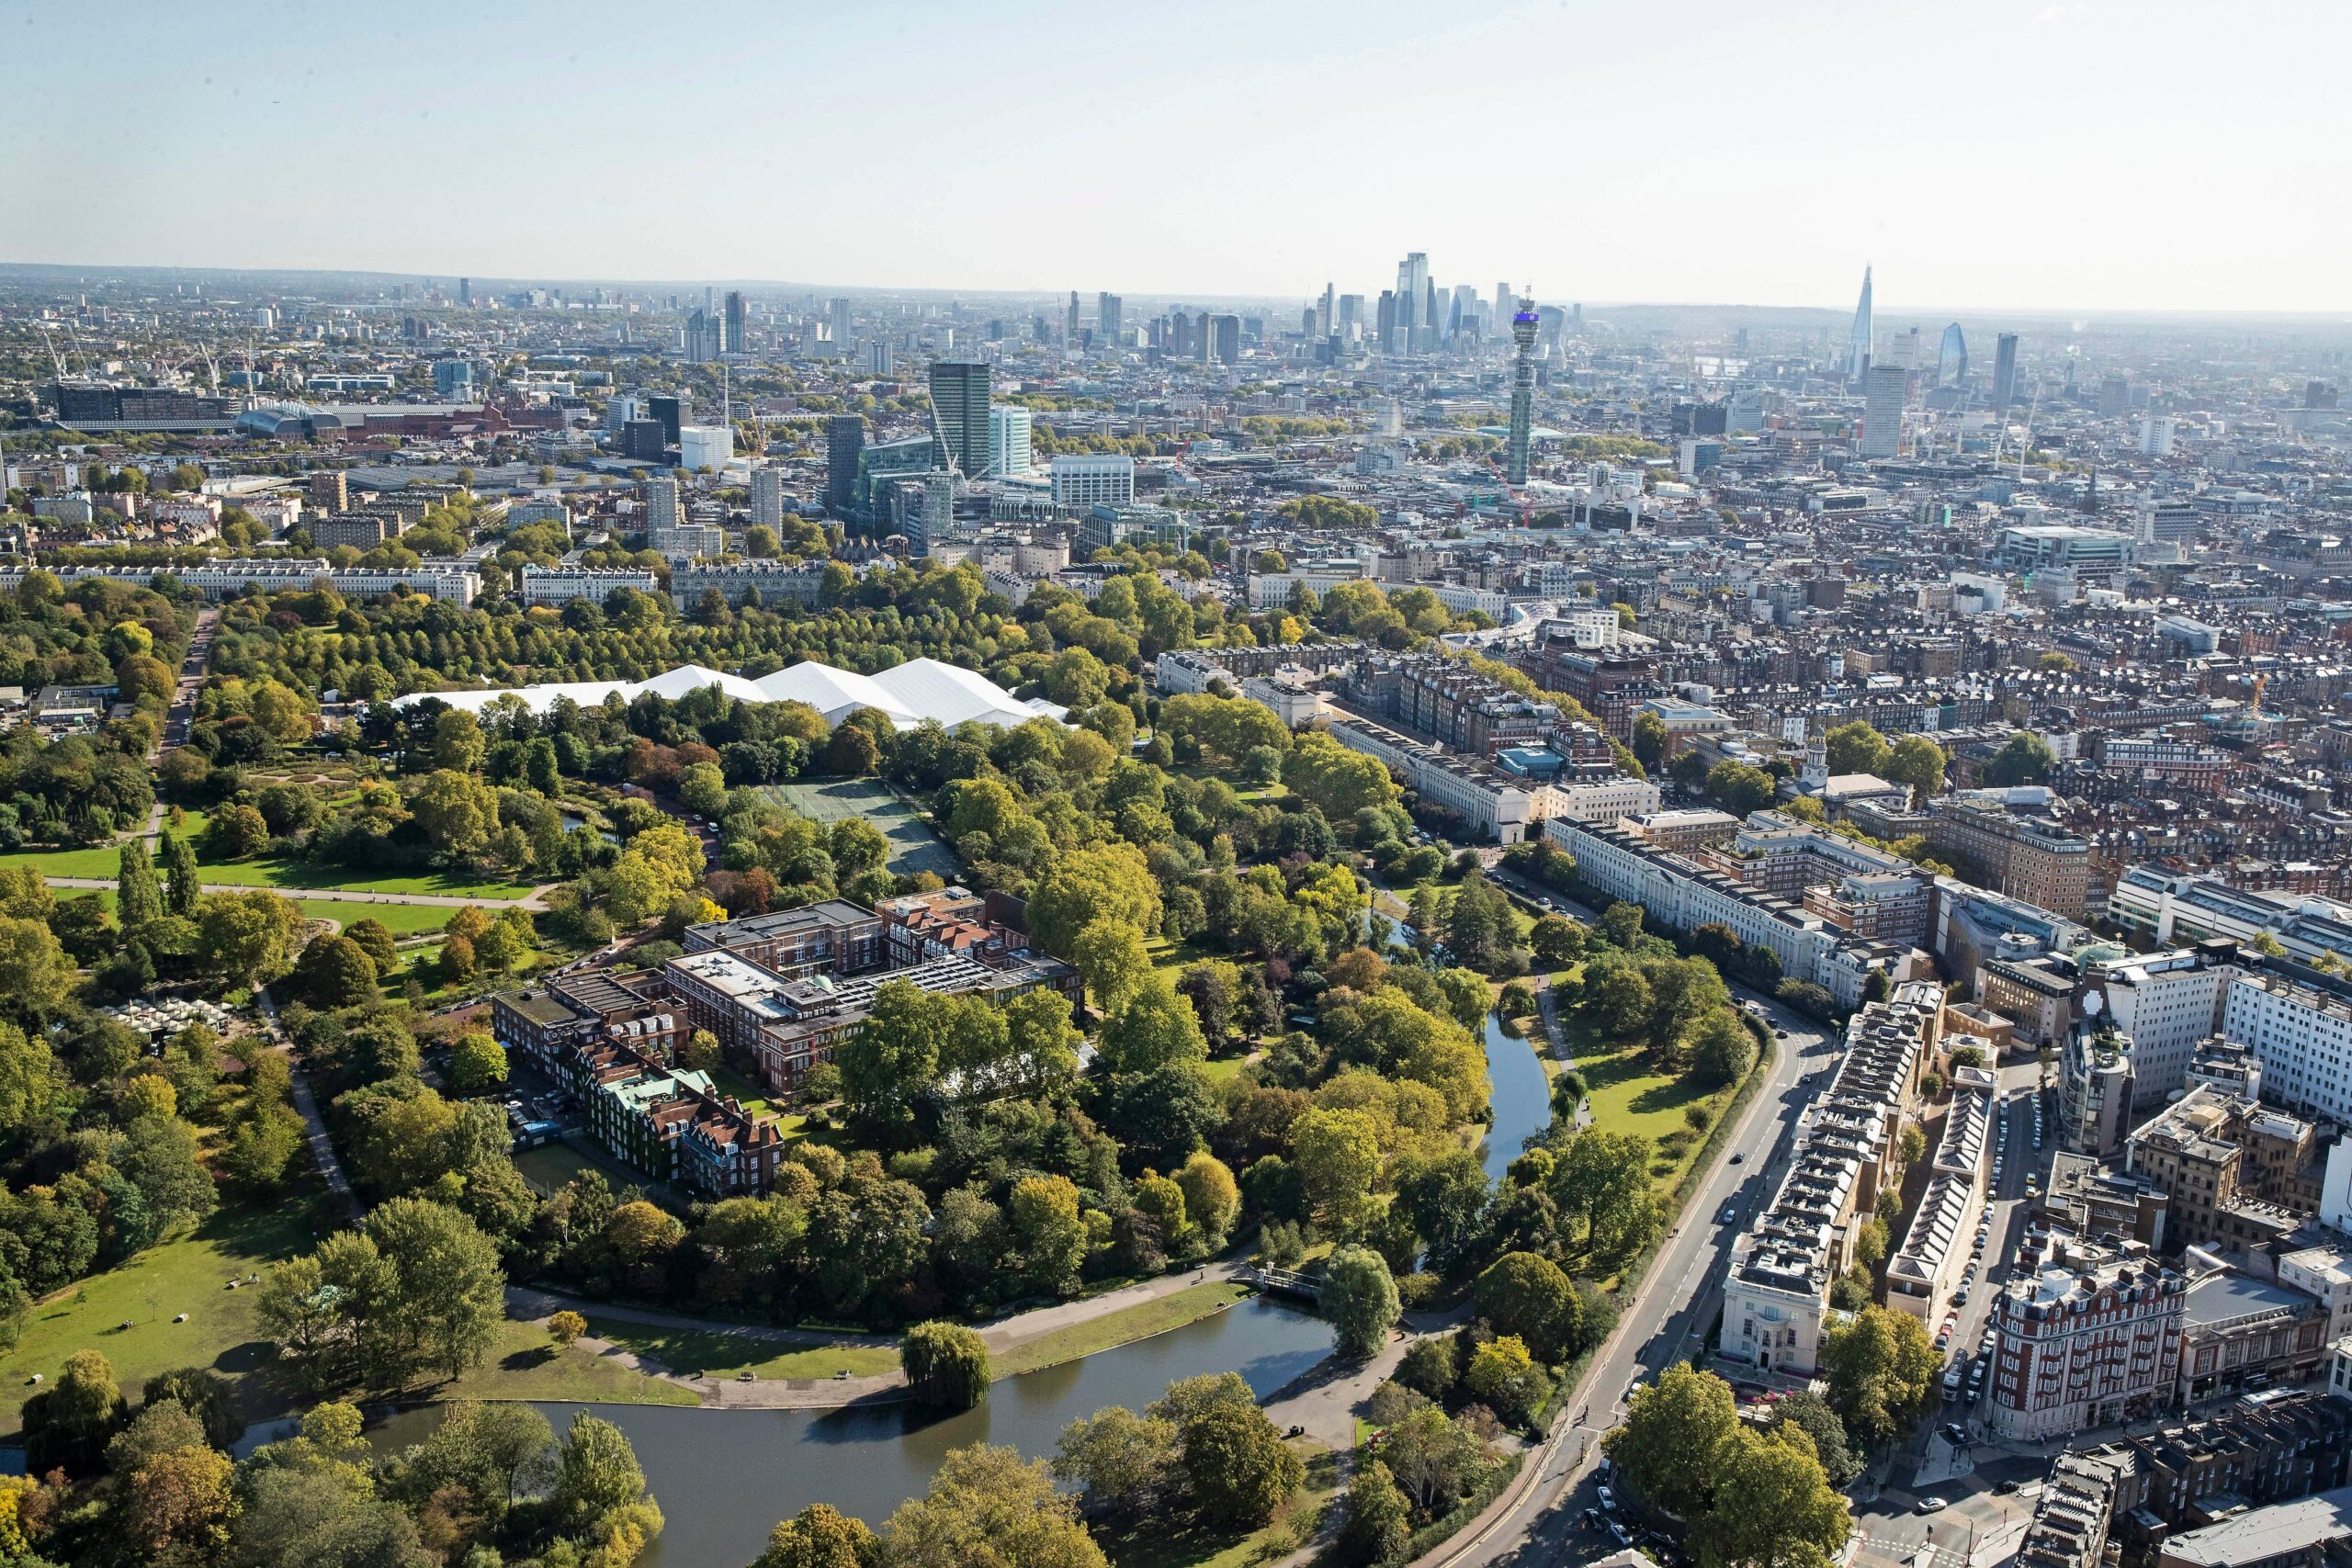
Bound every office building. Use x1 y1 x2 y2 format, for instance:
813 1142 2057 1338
1993 333 2021 408
433 359 476 400
620 419 667 461
750 463 786 530
2142 416 2177 457
2125 1084 2318 1252
988 404 1033 477
649 395 685 446
2093 949 2238 1106
928 360 990 476
1396 253 1429 346
2222 969 2352 1128
1935 322 1967 388
1205 314 1240 365
680 424 733 472
1860 362 1908 458
684 309 721 362
1927 794 2091 918
1048 454 1135 511
825 412 865 515
723 290 747 354
1097 292 1122 347
1984 1233 2184 1440
829 297 853 347
1847 265 1874 378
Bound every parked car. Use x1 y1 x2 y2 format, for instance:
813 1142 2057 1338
1917 1496 1948 1514
1599 1485 1617 1512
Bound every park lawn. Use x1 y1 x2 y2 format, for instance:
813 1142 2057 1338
433 1319 701 1407
514 1141 609 1194
1201 1055 1249 1086
1099 1439 1337 1568
0 1201 321 1438
1575 1022 1746 1196
190 855 540 901
578 1317 899 1382
991 1281 1253 1380
289 898 458 936
0 840 130 880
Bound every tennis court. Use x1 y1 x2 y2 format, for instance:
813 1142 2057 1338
759 779 962 880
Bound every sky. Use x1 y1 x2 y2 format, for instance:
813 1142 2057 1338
6 0 2349 315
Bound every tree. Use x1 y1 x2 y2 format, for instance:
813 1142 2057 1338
1688 1424 1851 1568
1071 917 1155 1015
1603 1362 1738 1517
119 1111 220 1230
1282 731 1400 820
1174 1152 1240 1248
549 1408 654 1528
161 830 200 916
1445 873 1517 976
1598 900 1645 950
143 1366 241 1450
445 1032 508 1093
544 1309 588 1349
22 1347 128 1476
431 708 487 773
0 1022 59 1144
120 1438 238 1561
1028 843 1162 960
412 769 500 859
1289 1107 1382 1234
1706 760 1776 818
1771 1390 1863 1488
293 933 379 1008
903 1321 990 1411
1530 914 1584 969
1095 975 1209 1076
1982 731 2055 787
1476 1251 1578 1361
118 840 164 929
1010 1176 1087 1297
0 917 73 1026
755 1503 882 1568
364 1198 506 1382
1394 1149 1490 1275
1323 1245 1401 1359
1182 1400 1304 1528
882 1443 1108 1568
197 890 304 988
1818 1306 1939 1449
835 979 949 1132
1052 1405 1181 1517
205 803 272 859
1884 735 1947 800
1823 720 1892 778
1631 710 1669 773
344 917 399 974
1689 1008 1759 1088
1341 1459 1411 1564
1464 1335 1550 1425
1378 1403 1487 1517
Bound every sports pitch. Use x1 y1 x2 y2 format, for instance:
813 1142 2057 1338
760 779 962 880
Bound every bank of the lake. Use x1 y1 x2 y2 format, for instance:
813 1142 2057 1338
366 1295 1335 1568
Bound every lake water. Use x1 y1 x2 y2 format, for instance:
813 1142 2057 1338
1479 1010 1553 1184
365 1296 1333 1567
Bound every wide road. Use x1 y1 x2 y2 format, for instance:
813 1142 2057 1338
1420 935 1839 1564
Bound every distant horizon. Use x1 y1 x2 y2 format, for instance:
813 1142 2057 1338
6 261 2347 332
7 1 2348 316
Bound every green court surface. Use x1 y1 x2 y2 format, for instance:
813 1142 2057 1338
758 779 960 880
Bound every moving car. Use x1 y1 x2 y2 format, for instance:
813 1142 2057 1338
1917 1496 1948 1514
1729 1151 1747 1165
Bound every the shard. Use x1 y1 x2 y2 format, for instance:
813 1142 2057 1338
1846 265 1873 381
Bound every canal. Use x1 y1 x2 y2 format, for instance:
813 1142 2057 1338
1479 1009 1553 1184
366 1295 1333 1567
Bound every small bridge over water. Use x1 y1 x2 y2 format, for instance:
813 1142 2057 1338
1252 1267 1323 1302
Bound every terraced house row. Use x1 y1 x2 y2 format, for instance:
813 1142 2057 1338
1720 979 1939 1375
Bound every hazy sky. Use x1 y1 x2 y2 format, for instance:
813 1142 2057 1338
6 0 2347 313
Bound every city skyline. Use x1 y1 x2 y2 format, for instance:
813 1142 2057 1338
6 0 2349 313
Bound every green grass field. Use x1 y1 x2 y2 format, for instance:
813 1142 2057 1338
514 1141 618 1194
578 1317 899 1382
0 1203 321 1438
0 810 537 903
758 779 960 880
435 1319 701 1407
289 898 461 936
991 1281 1252 1380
